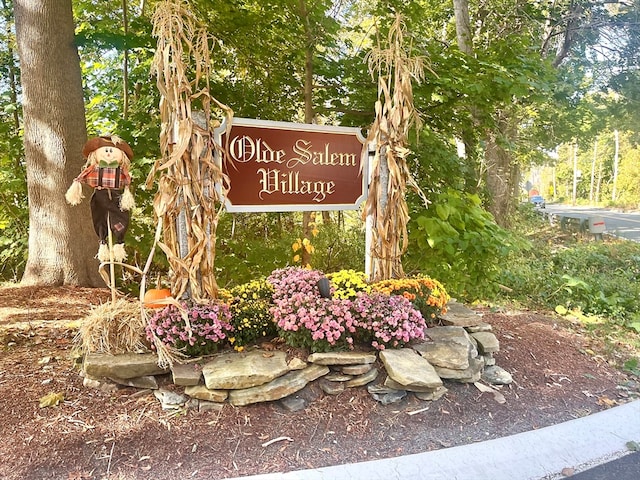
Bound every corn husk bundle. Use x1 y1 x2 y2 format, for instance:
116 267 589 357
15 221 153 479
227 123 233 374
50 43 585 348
75 298 148 354
146 0 233 303
364 14 428 281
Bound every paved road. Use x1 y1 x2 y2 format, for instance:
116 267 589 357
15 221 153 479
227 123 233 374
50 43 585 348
570 451 640 479
542 204 640 242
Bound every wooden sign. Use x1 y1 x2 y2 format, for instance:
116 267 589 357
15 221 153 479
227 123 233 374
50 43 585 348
215 118 368 212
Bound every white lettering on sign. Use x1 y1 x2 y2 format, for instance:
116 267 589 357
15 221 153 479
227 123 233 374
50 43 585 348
290 140 358 168
229 135 286 164
229 135 358 170
257 168 336 202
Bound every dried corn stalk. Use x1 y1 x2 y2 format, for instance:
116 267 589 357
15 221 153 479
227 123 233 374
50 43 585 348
147 0 232 302
364 14 427 281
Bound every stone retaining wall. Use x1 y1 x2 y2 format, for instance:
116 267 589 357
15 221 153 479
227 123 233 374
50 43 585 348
82 302 512 411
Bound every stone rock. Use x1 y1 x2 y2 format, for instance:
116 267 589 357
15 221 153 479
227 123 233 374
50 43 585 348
82 375 117 393
319 378 345 395
379 348 443 390
465 322 493 333
198 400 225 413
186 397 199 410
307 351 376 365
384 376 439 393
470 331 500 354
414 386 448 401
325 373 353 382
287 357 307 370
438 301 484 327
228 364 329 406
344 367 378 388
84 353 168 379
185 385 228 403
341 364 373 375
109 375 158 389
153 388 188 410
414 326 477 370
279 396 307 412
367 384 407 405
171 363 202 386
434 356 484 383
482 365 513 385
424 325 473 344
202 350 289 390
484 354 496 366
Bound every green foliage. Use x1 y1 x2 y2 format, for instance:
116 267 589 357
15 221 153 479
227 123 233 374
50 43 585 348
496 214 640 331
213 212 366 288
405 189 518 301
307 219 366 274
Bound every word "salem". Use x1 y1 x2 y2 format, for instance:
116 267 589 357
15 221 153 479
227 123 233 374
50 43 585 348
229 136 358 168
257 168 335 202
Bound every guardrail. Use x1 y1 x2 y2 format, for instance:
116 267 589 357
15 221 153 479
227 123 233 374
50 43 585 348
538 211 606 240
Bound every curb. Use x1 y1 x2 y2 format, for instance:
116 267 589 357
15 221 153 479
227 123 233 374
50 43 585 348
226 400 640 480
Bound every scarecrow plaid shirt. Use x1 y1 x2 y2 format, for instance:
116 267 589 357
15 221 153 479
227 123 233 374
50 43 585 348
75 165 131 189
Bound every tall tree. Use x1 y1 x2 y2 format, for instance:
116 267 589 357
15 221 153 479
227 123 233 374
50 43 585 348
14 0 103 286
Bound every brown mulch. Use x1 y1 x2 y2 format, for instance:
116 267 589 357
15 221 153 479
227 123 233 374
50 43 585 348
0 285 638 480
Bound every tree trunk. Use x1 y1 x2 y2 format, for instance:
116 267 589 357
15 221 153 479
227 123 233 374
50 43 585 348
299 0 315 268
15 0 103 286
122 0 130 120
612 129 619 202
572 140 578 205
451 0 479 191
590 137 597 203
484 131 512 227
452 0 473 55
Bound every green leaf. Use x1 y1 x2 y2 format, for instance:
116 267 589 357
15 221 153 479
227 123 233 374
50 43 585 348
435 204 450 220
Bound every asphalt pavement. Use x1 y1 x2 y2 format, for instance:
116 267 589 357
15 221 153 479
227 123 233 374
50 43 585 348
226 399 640 480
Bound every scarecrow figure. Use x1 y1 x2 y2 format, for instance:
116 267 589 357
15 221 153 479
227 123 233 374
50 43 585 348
65 135 135 263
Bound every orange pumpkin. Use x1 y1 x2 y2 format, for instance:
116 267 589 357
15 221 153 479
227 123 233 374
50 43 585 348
143 288 172 309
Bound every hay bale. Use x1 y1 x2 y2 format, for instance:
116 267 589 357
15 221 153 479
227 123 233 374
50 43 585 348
75 298 148 355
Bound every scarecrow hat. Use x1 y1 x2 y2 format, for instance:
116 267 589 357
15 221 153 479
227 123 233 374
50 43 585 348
83 136 134 160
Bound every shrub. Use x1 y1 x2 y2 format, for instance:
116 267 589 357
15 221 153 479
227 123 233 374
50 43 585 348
268 266 325 302
326 269 371 299
228 298 276 351
227 279 277 351
271 293 357 352
228 278 274 301
371 276 450 323
406 188 517 301
146 301 234 356
268 267 429 352
349 292 428 350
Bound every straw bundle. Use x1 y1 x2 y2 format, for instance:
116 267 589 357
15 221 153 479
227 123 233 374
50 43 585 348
364 14 428 281
146 0 233 302
75 298 148 354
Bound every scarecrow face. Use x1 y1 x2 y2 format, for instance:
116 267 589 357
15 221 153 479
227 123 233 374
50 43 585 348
95 145 126 167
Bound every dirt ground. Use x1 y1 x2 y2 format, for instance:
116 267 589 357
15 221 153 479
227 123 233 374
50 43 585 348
1 285 638 480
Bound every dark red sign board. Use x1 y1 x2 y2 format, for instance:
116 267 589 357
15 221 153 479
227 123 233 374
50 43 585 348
214 118 368 212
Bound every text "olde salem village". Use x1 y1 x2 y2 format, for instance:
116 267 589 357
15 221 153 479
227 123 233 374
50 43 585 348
229 135 359 202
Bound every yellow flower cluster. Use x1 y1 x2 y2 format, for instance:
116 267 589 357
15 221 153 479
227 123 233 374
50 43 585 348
326 269 371 299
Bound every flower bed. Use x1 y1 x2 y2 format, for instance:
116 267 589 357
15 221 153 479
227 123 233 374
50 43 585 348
147 268 450 356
